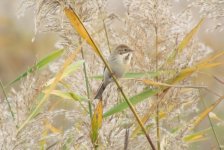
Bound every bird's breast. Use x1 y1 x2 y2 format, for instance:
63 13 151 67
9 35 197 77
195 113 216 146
109 55 129 78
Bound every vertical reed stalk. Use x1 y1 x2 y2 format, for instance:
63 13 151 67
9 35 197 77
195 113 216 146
202 96 221 150
80 39 92 118
0 80 15 120
154 18 161 150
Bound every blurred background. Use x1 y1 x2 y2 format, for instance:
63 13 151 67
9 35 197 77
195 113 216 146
0 0 223 149
0 0 57 84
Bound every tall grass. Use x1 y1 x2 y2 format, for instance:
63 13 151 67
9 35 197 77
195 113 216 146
0 0 223 149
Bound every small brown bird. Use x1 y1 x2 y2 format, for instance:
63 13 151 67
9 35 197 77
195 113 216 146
94 44 134 99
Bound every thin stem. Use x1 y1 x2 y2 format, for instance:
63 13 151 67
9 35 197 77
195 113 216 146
156 104 160 150
103 21 111 53
202 97 221 150
114 82 156 150
0 80 15 120
124 128 129 150
96 0 111 53
154 7 160 149
80 40 92 118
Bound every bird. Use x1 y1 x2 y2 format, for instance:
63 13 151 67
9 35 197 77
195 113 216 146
94 44 134 99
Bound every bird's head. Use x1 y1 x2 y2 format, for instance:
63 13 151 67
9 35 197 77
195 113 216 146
114 44 134 55
112 44 134 65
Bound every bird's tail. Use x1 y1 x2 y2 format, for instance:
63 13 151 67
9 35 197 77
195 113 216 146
94 82 106 99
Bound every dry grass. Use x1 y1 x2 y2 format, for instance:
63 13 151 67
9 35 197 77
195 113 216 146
0 0 224 149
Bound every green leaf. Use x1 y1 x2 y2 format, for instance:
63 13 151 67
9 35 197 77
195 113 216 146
103 88 159 118
8 49 64 85
45 60 84 86
183 128 210 143
92 70 174 80
49 90 87 101
29 92 45 117
63 60 84 77
62 137 73 150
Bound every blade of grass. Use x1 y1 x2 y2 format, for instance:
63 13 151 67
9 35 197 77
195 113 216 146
64 6 156 149
183 128 210 143
48 90 89 114
202 98 222 149
137 79 207 88
45 60 84 86
64 7 100 56
103 88 159 118
91 100 103 148
8 49 64 86
16 45 82 134
187 95 224 131
80 39 92 118
167 18 204 64
48 90 84 101
91 70 175 80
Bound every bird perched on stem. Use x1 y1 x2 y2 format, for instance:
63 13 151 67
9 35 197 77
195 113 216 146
94 44 134 99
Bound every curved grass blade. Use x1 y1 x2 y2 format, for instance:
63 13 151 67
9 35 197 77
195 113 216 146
48 90 86 101
8 49 64 86
48 90 88 113
183 128 210 143
92 70 175 80
103 88 159 118
45 60 84 86
167 18 205 63
187 95 224 131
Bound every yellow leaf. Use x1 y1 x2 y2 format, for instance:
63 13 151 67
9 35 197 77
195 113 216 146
167 18 205 63
177 18 204 53
183 128 209 143
169 67 195 84
188 96 224 131
64 6 100 56
91 100 103 145
137 79 193 88
205 50 224 62
138 79 168 87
